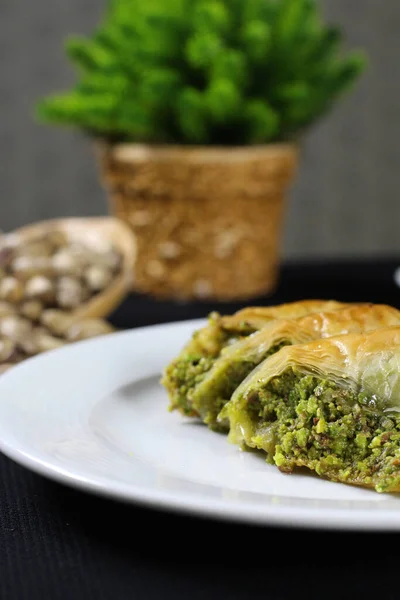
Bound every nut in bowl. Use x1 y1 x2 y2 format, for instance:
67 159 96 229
0 216 136 371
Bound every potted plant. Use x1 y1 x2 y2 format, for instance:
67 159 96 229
37 0 366 301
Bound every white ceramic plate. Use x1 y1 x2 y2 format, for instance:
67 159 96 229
1 319 400 531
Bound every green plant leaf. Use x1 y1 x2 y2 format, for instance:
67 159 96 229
274 82 311 105
205 79 241 122
114 103 155 139
308 27 343 64
193 1 230 34
329 53 368 96
36 0 367 144
66 37 116 73
241 21 271 64
78 73 128 95
138 68 182 108
177 87 209 142
211 50 247 89
274 0 317 44
245 100 279 143
242 0 275 24
37 92 118 132
185 31 223 69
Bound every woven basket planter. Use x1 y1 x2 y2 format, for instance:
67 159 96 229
96 143 298 301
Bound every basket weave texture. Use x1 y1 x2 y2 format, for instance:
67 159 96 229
96 143 298 301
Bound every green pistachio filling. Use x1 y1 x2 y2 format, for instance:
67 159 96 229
241 369 400 492
163 317 259 416
163 354 215 416
191 343 287 431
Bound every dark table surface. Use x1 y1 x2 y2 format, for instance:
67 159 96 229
2 257 400 600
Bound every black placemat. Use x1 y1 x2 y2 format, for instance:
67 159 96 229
2 258 400 600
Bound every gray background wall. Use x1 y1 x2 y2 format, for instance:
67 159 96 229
1 0 399 259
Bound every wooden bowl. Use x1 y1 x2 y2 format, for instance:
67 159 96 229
1 216 136 319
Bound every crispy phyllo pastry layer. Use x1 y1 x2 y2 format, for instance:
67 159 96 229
222 326 400 492
190 303 400 429
162 299 349 418
163 304 400 430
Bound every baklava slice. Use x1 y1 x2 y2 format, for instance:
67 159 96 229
162 300 348 417
222 326 400 492
191 303 400 430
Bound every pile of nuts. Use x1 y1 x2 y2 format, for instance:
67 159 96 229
0 228 123 373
